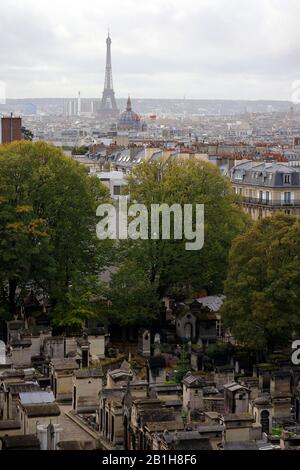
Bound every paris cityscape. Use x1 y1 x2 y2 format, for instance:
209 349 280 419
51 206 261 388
1 0 300 459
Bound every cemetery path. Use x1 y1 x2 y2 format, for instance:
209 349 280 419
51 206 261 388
58 405 95 443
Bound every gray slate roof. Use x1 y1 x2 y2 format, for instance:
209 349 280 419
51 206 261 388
195 295 225 312
231 160 300 188
19 391 55 405
224 382 250 392
183 374 206 388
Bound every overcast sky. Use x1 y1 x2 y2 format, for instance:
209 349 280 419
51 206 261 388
1 0 300 100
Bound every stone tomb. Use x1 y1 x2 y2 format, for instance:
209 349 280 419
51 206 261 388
50 358 79 403
138 329 151 358
72 368 103 414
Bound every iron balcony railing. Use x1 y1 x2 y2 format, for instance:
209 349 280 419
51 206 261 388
239 197 300 207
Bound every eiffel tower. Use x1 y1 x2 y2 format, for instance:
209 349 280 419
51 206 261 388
99 33 119 118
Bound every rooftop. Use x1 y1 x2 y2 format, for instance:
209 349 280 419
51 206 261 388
19 391 55 405
1 435 40 450
183 373 206 388
0 420 21 430
194 295 225 312
75 368 103 379
145 420 185 432
21 403 61 417
231 160 300 188
224 382 250 393
50 358 79 370
5 382 40 395
161 432 213 450
222 413 254 422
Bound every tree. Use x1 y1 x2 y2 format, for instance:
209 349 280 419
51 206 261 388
175 343 190 384
72 146 89 156
115 159 249 317
0 141 112 322
21 127 34 141
222 214 300 352
51 274 107 328
105 261 161 327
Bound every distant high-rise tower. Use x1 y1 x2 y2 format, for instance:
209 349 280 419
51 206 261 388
77 91 81 116
99 33 119 118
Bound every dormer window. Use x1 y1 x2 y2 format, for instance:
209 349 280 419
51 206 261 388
284 174 291 184
234 170 244 181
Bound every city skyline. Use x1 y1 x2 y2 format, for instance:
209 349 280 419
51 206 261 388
1 0 300 101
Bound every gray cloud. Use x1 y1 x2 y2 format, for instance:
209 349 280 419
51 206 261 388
1 0 300 99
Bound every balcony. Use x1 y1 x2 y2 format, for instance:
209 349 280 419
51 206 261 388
239 197 300 208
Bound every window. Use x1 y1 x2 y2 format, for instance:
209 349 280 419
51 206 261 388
234 170 244 181
113 185 121 196
284 192 292 204
284 174 291 184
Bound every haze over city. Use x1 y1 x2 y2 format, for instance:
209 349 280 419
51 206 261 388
2 0 300 100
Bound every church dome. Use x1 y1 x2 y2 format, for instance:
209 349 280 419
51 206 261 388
118 96 141 131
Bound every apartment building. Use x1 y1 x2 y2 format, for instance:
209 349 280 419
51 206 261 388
0 116 22 144
230 160 300 220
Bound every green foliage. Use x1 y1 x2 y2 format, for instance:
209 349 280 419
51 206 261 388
103 160 249 325
272 427 284 436
51 274 107 327
21 127 34 141
223 214 300 351
110 159 249 326
175 343 190 384
256 363 277 371
206 341 235 362
72 146 89 155
181 408 188 418
0 141 112 323
266 352 290 365
104 260 161 327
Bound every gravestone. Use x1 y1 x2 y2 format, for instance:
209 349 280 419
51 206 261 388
0 340 6 365
138 329 151 357
154 333 161 357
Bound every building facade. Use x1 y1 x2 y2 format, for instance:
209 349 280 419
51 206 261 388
231 160 300 220
0 116 22 144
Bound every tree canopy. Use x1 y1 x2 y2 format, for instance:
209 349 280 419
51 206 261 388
222 214 300 352
0 141 112 324
21 127 34 141
107 158 249 326
124 159 248 294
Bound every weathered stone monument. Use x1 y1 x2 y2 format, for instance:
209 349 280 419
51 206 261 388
138 329 151 357
0 340 6 365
